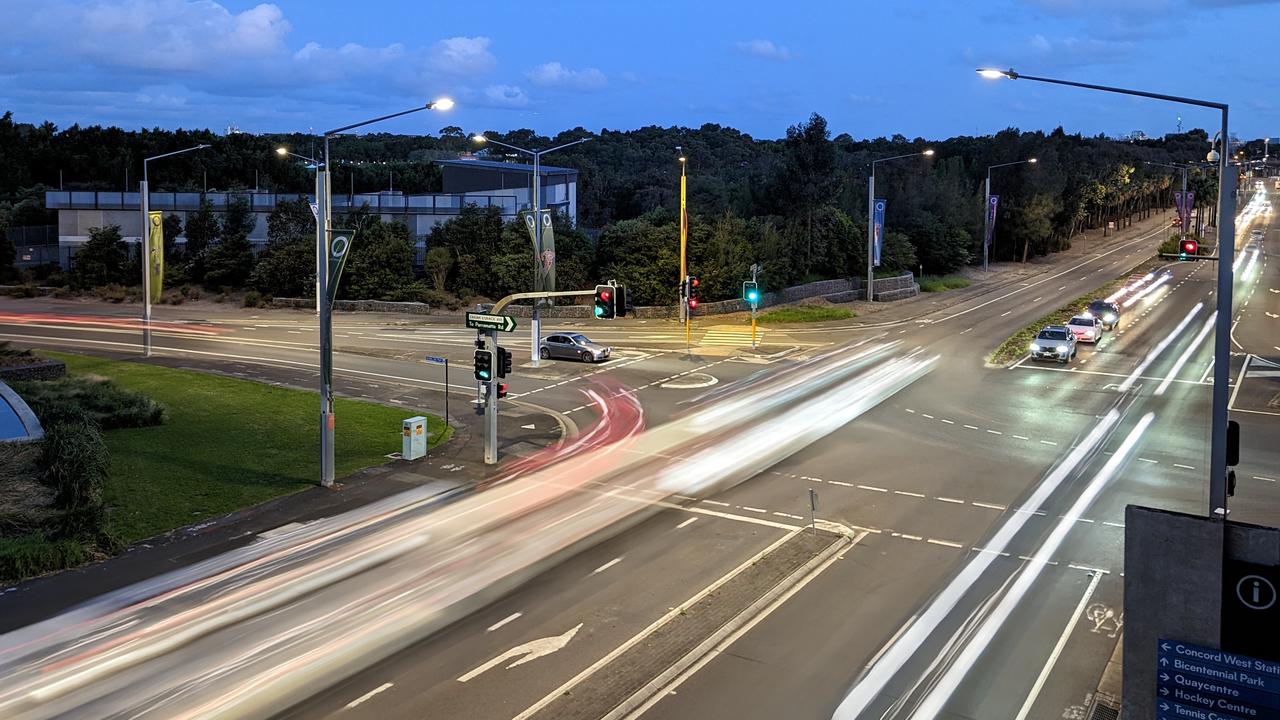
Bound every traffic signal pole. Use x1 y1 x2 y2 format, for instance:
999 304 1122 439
484 328 498 465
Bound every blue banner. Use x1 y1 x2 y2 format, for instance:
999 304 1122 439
984 195 999 251
872 199 886 267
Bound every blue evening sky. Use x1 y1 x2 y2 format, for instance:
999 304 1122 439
2 0 1276 141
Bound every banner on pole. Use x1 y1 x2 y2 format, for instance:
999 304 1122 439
984 195 1000 251
523 209 556 309
1174 191 1194 232
872 199 886 267
147 211 164 303
326 229 356 305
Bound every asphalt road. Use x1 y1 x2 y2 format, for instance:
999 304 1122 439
3 203 1276 719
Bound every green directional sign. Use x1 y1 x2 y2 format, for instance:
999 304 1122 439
466 312 517 333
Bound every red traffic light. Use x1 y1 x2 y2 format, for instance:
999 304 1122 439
690 278 700 288
601 291 611 301
688 298 699 309
1182 240 1198 254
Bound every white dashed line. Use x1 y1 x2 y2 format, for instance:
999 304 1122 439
987 430 1003 435
487 613 523 632
773 512 804 520
1039 440 1057 446
905 408 916 413
858 484 889 493
592 557 624 574
1012 435 1030 440
701 500 731 507
972 502 1007 511
676 517 698 529
922 414 935 419
1138 458 1158 464
1255 475 1278 483
740 506 768 514
936 497 964 505
827 480 854 487
895 490 925 498
940 419 955 425
1173 464 1194 470
928 539 964 548
963 424 980 430
1102 521 1126 528
346 683 394 709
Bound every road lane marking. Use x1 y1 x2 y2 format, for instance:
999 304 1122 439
940 419 955 424
895 491 925 498
963 424 979 430
676 517 698 529
1039 440 1058 446
346 682 394 709
987 429 1003 435
1138 458 1158 464
459 624 583 683
593 558 624 575
936 497 964 505
487 613 523 632
700 500 730 507
1013 570 1104 720
740 506 767 514
773 512 804 520
927 539 963 548
921 413 935 419
827 480 854 487
1255 475 1278 483
972 502 1006 511
1012 434 1030 440
858 485 888 493
1173 463 1195 470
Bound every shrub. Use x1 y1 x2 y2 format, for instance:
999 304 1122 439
383 281 463 310
0 534 89 583
179 284 202 301
40 411 108 518
242 290 267 308
95 284 129 303
12 376 166 430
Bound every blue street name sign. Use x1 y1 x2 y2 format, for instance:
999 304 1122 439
424 355 447 365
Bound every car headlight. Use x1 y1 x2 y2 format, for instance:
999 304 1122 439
1030 343 1041 352
1104 314 1116 322
1058 346 1069 354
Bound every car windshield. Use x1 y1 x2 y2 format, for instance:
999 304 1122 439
1068 317 1093 326
1088 302 1110 313
1037 330 1068 341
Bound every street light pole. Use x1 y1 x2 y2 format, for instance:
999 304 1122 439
316 99 453 487
983 158 1036 271
980 67 1234 517
867 151 933 300
140 144 209 357
471 134 591 368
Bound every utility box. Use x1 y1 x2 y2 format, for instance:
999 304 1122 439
402 416 427 461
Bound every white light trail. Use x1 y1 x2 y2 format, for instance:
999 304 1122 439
906 412 1155 720
1121 273 1170 308
1117 302 1203 392
1155 312 1217 396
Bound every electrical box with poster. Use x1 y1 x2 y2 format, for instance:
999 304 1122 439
401 416 427 461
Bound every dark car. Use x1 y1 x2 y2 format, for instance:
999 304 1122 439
1086 299 1121 330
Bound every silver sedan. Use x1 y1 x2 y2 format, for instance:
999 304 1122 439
540 333 612 362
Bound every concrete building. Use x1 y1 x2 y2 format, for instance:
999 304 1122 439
42 158 578 269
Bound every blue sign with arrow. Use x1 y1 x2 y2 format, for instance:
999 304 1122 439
1157 639 1280 720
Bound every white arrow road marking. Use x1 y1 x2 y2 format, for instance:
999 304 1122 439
522 423 536 429
457 624 583 682
1266 312 1279 318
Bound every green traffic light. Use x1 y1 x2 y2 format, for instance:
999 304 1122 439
594 306 605 317
479 371 490 379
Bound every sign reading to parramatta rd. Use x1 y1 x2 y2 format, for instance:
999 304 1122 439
465 312 517 333
1157 639 1280 719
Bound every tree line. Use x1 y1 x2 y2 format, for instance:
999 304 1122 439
0 110 1227 304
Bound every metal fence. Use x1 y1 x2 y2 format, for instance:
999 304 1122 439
6 226 60 269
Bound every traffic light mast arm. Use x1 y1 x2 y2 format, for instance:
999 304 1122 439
490 289 597 315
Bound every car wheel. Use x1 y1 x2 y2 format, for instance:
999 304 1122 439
540 347 550 359
581 351 593 363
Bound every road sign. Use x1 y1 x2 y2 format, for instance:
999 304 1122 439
1222 559 1280 661
1156 639 1280 719
424 355 447 365
466 312 517 333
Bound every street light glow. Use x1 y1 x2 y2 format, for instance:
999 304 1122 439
431 97 455 111
1029 157 1038 163
472 134 487 144
923 149 935 156
977 68 1010 79
275 147 288 156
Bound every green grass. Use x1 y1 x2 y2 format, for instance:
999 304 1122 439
756 306 855 324
918 275 972 293
44 352 452 545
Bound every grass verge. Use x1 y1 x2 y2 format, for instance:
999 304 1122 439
756 306 855 324
43 352 451 545
918 275 972 293
987 258 1162 365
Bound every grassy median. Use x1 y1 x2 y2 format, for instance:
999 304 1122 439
756 306 855 323
987 259 1165 365
918 275 972 293
44 352 450 544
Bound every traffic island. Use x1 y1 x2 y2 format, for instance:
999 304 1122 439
1 351 451 582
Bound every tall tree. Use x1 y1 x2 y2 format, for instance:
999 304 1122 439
71 225 129 288
778 113 840 274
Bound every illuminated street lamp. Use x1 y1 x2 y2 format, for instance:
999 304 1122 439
979 66 1236 517
868 149 933 300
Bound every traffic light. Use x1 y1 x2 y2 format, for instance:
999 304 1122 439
496 383 509 400
1179 239 1199 260
496 346 512 378
686 275 700 311
615 285 628 318
594 284 616 319
743 281 760 304
473 349 493 381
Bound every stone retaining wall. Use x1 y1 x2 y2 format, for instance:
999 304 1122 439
272 298 435 314
0 360 67 382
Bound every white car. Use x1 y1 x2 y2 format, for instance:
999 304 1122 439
1066 314 1102 344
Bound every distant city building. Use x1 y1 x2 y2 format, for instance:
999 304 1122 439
41 158 578 270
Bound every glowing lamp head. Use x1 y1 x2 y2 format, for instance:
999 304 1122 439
431 97 455 111
275 147 288 156
923 149 935 157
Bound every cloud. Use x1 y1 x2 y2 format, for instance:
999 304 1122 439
734 39 790 62
484 84 529 108
426 36 498 77
525 62 607 91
